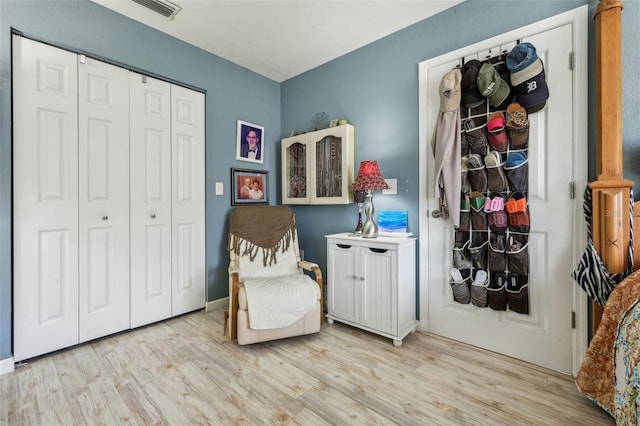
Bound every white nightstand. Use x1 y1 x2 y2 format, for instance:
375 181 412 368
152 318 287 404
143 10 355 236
325 233 417 346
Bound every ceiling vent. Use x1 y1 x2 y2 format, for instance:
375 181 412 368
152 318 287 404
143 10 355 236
131 0 181 19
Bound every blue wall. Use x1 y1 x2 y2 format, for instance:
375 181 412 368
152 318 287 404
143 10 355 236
282 0 640 288
0 0 281 360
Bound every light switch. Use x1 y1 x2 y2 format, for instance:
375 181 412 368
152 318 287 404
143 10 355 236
382 178 397 195
215 182 224 195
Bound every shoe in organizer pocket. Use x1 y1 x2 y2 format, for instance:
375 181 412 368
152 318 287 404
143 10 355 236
469 233 488 270
461 156 471 195
504 152 528 193
485 151 509 192
487 111 508 153
487 271 507 311
458 195 470 232
469 191 487 230
506 234 529 276
450 268 471 304
488 234 506 271
471 269 488 308
467 154 488 193
453 240 472 270
506 272 529 314
506 192 530 233
462 123 489 156
506 102 529 150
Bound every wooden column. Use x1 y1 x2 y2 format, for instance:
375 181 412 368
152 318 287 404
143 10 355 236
590 0 631 334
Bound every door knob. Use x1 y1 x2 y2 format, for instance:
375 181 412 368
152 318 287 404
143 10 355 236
102 216 108 221
431 209 442 218
150 213 157 219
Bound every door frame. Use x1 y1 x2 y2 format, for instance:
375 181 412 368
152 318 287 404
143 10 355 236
417 6 589 376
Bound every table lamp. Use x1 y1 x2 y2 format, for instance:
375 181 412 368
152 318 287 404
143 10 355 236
352 160 389 238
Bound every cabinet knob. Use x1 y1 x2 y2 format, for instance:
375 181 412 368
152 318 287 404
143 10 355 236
150 213 157 219
102 216 108 221
360 276 365 281
352 275 358 280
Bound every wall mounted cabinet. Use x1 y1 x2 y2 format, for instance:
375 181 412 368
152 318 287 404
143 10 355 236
281 124 354 204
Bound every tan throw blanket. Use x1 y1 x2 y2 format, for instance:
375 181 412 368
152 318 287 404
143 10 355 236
228 206 296 266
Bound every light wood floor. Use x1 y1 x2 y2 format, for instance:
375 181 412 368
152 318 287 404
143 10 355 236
1 307 613 425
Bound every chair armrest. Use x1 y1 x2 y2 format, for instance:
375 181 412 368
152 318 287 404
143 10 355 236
299 260 324 324
298 260 318 271
228 266 241 340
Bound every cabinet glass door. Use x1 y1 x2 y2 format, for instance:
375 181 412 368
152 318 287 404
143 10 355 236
284 141 308 200
314 135 343 200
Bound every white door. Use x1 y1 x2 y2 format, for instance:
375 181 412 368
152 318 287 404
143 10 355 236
171 85 206 316
12 36 80 361
420 10 588 374
130 73 173 328
78 56 131 342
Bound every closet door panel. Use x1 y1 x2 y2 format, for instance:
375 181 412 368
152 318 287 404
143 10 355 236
171 86 206 316
130 73 172 328
78 57 130 342
13 35 79 361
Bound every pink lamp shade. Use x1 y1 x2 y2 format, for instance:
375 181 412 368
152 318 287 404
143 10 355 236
352 160 390 191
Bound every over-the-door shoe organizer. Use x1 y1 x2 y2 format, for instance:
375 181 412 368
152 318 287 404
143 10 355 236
446 43 550 315
450 99 530 314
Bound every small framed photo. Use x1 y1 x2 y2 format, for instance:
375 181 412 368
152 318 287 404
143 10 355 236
236 120 265 164
329 119 339 128
231 168 269 206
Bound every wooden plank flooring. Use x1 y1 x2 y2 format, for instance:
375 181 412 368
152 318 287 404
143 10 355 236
1 307 614 425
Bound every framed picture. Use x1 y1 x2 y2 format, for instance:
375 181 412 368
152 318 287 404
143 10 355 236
236 120 265 164
329 119 339 128
231 168 269 205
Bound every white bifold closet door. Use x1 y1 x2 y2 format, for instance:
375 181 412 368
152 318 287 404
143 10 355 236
13 36 80 361
13 35 205 361
129 73 205 328
78 56 131 343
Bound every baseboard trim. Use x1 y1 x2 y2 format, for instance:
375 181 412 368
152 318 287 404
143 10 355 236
205 297 228 312
0 356 15 376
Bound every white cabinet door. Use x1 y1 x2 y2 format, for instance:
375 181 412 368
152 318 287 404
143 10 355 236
326 242 358 324
130 73 173 328
171 85 206 316
78 56 131 342
13 35 80 361
361 247 396 336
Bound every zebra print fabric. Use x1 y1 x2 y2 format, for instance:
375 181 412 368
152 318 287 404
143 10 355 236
571 185 634 306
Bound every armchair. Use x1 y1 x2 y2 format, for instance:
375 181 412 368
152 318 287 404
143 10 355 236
228 206 323 344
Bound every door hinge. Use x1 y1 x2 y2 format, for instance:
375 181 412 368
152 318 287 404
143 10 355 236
569 181 575 199
569 52 575 70
79 54 86 64
571 311 576 329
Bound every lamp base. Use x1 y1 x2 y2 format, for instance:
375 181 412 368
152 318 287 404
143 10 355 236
361 191 378 238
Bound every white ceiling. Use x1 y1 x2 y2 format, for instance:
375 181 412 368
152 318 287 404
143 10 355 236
91 0 463 82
